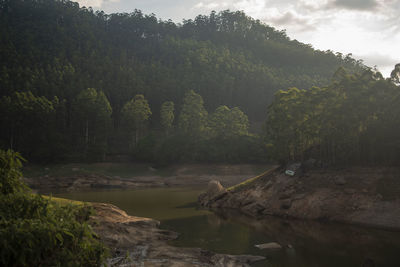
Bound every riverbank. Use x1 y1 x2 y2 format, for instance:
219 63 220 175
199 167 400 230
24 163 270 193
90 202 264 266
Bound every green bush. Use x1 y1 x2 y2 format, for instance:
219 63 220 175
0 149 108 266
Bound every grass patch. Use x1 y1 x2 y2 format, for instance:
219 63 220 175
227 166 280 192
41 195 85 206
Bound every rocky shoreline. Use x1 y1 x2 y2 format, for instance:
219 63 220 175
90 203 265 267
199 167 400 230
24 164 269 193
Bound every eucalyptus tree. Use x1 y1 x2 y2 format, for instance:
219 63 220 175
121 94 152 148
0 91 56 160
178 90 208 135
209 105 249 139
73 88 112 159
160 101 175 135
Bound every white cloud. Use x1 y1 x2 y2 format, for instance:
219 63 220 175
76 0 120 8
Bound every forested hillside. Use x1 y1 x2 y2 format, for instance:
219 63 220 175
266 66 400 165
0 0 365 163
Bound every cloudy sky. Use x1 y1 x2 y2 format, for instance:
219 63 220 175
76 0 400 77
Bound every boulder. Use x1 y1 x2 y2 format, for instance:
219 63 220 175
207 180 226 196
198 180 227 207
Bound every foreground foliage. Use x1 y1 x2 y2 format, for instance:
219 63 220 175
0 150 108 266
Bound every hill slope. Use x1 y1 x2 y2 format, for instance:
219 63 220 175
0 0 364 122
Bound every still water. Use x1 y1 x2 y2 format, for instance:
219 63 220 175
56 187 400 267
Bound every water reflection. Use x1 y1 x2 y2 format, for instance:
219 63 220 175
56 188 400 267
163 209 400 267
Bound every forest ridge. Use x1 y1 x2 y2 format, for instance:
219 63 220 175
2 0 399 165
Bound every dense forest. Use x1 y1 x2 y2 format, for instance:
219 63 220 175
267 66 400 165
2 0 398 165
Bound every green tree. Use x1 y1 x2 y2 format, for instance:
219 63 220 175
178 90 208 135
121 94 152 148
160 101 175 135
391 63 400 84
0 91 58 161
209 106 249 138
73 88 112 160
0 150 26 195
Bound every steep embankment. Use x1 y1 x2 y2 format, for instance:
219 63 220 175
90 203 264 267
199 167 400 230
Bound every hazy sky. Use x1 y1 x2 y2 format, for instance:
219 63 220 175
76 0 400 77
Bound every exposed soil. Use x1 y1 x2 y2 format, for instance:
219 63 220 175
25 164 270 193
90 202 264 267
199 167 400 230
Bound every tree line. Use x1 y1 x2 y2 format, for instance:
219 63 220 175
265 65 400 165
0 87 263 163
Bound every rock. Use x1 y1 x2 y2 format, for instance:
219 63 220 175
255 242 282 249
292 193 306 200
285 162 302 176
281 199 292 210
334 176 346 185
208 180 226 196
148 167 157 172
198 180 227 207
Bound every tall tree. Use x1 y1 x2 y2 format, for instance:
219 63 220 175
178 90 208 135
160 101 175 135
0 91 57 160
209 105 249 138
121 94 152 148
73 88 112 160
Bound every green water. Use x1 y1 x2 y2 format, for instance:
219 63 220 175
56 188 400 267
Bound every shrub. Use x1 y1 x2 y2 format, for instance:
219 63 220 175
0 149 108 266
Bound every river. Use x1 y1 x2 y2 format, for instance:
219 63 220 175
56 187 400 267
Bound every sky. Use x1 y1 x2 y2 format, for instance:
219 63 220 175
76 0 400 77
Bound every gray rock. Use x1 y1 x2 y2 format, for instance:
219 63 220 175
255 242 282 249
207 180 226 197
198 180 227 207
